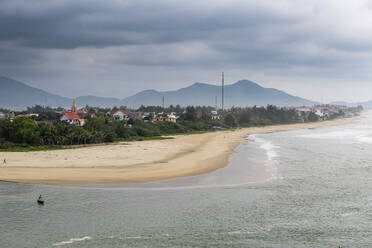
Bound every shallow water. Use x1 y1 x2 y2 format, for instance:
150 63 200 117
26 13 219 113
2 112 372 247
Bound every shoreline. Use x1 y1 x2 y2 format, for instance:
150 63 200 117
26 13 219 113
0 116 360 185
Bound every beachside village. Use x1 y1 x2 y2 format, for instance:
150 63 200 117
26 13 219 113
0 100 362 126
0 100 363 149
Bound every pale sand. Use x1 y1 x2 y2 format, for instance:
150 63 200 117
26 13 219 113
0 117 359 184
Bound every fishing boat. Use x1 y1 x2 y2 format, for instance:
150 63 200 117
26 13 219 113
37 195 44 205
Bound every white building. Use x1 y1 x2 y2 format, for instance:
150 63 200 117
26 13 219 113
168 112 177 123
108 109 129 121
211 110 221 120
60 112 86 126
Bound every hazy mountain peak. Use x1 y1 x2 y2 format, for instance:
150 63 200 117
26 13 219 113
0 76 317 109
233 79 262 87
190 82 209 86
140 89 160 94
121 79 316 108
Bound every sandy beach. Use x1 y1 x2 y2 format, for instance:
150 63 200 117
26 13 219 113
0 117 359 184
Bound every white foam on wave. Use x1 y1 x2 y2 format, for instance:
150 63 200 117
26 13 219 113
52 236 91 246
227 230 252 235
341 211 359 217
250 135 280 161
249 134 281 180
298 130 362 139
299 127 372 145
260 141 280 161
356 134 372 144
122 236 143 239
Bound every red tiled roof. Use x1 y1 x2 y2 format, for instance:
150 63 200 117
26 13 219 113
110 109 130 116
62 112 80 120
110 109 121 116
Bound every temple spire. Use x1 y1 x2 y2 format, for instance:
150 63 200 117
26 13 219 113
72 99 77 112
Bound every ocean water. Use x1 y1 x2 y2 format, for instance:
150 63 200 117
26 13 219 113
2 112 372 247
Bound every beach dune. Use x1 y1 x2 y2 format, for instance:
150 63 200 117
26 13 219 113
0 117 358 184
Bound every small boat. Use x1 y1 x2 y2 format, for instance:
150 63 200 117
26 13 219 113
37 194 44 205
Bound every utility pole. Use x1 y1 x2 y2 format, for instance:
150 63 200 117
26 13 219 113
222 72 224 111
162 96 165 110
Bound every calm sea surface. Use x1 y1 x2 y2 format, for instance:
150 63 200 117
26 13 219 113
2 112 372 247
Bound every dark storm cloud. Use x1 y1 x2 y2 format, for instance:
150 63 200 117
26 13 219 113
0 0 294 49
1 0 372 101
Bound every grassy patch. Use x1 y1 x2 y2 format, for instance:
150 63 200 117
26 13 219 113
132 136 174 141
0 145 70 152
171 130 208 135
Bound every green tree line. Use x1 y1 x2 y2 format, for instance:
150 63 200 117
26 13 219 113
0 105 339 149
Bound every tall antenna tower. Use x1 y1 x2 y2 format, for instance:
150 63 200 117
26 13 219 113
222 72 224 111
162 96 165 110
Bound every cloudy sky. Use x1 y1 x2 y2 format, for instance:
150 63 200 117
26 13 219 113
1 0 372 102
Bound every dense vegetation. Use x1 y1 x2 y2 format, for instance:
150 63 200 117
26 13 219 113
0 104 358 150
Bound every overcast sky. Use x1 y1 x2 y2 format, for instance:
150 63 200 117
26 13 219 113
1 0 372 102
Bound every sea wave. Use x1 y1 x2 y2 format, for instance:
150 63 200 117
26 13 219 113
260 141 280 161
249 135 280 161
249 134 281 180
356 134 372 144
227 230 253 235
52 236 91 246
341 211 359 217
298 130 361 139
298 128 372 145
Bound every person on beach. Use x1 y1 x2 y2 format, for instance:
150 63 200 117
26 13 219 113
3 158 5 164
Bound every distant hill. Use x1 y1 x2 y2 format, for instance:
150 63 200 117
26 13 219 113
0 77 122 109
122 80 316 108
0 76 71 109
0 76 316 109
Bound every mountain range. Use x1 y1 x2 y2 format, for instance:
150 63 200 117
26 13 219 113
0 76 319 109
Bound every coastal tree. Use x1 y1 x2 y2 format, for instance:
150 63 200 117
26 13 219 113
307 112 319 122
224 113 237 127
238 109 251 126
182 106 197 121
9 116 40 145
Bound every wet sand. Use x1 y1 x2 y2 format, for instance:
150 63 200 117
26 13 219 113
0 117 359 184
